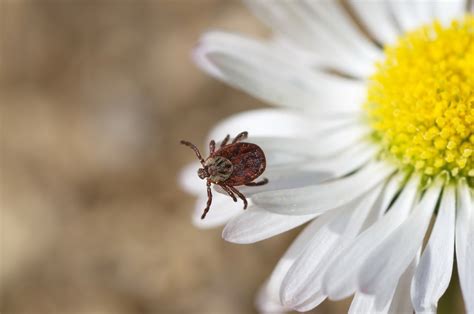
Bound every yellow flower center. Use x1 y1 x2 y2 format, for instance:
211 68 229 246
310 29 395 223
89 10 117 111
366 16 474 184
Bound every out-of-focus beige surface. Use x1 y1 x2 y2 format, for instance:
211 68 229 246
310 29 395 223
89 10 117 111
0 1 464 314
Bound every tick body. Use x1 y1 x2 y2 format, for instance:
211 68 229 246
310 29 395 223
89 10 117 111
181 131 268 219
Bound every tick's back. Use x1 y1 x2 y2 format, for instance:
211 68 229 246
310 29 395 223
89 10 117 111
213 142 266 186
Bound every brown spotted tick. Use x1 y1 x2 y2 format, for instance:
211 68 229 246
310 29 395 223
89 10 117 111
181 131 268 219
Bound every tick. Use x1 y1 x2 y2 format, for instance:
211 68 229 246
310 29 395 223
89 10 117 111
181 131 268 219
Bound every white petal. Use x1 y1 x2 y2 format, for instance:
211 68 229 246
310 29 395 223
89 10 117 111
350 252 420 314
310 115 363 136
263 216 335 309
348 0 399 45
179 161 204 195
309 125 371 157
388 0 429 32
252 162 394 215
195 31 366 113
388 0 467 31
455 179 474 313
360 172 405 230
252 136 341 162
358 181 443 297
243 0 378 78
433 0 467 26
281 185 384 310
411 1 436 26
301 0 382 61
207 109 310 143
251 137 323 167
227 170 333 196
388 254 419 314
349 293 377 314
411 185 455 313
349 291 393 314
256 281 288 314
377 172 407 219
279 206 352 308
303 141 378 178
222 206 318 244
249 126 374 166
322 174 418 300
191 192 243 229
269 35 328 69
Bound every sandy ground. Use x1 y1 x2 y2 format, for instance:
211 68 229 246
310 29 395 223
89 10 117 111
0 1 464 313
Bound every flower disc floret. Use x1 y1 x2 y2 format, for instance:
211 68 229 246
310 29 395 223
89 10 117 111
366 16 474 184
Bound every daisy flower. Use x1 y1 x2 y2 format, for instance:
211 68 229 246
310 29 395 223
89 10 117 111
180 1 474 313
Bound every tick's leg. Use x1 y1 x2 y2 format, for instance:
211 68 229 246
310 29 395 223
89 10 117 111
245 178 268 186
232 131 248 144
220 134 230 147
220 184 237 202
229 186 248 209
201 180 213 219
180 140 205 165
209 140 216 154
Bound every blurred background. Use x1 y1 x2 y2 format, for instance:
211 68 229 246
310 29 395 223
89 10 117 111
0 1 465 313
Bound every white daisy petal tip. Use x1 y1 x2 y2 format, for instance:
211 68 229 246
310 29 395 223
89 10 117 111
255 281 287 314
192 42 224 80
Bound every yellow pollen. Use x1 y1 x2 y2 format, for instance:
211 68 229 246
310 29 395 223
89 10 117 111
366 16 474 184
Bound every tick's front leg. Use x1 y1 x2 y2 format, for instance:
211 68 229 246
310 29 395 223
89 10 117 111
245 178 268 186
209 140 216 155
201 180 213 219
229 186 248 209
220 134 230 147
180 140 205 164
232 131 248 144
